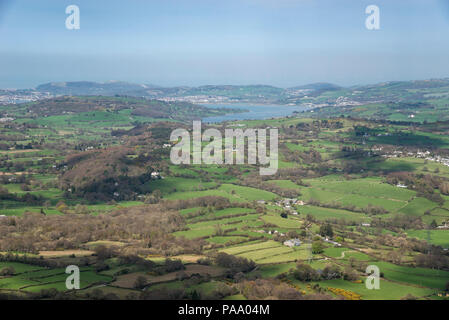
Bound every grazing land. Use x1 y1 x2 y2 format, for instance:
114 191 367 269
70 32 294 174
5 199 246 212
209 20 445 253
1 84 449 301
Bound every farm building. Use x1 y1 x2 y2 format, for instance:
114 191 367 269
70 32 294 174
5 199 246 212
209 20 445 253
283 238 301 247
361 223 371 227
150 172 163 179
324 237 341 247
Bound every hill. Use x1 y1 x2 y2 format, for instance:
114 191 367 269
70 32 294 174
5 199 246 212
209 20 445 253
36 81 158 96
7 95 238 122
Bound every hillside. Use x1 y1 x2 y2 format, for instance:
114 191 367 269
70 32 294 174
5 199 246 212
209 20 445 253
1 109 449 300
0 95 239 123
26 79 449 121
36 81 158 96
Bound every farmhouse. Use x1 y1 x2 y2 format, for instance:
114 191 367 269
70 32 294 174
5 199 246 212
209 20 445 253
283 238 301 247
324 237 341 247
361 223 371 227
150 171 161 179
281 198 298 205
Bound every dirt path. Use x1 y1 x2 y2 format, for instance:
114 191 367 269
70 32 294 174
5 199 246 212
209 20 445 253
339 250 355 259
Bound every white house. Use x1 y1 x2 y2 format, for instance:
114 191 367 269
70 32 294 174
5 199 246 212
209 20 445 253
324 237 341 247
151 172 161 179
361 223 371 227
283 238 301 247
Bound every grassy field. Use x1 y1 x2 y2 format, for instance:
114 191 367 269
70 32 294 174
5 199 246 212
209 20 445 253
313 278 435 300
219 240 312 264
0 266 112 292
406 229 449 248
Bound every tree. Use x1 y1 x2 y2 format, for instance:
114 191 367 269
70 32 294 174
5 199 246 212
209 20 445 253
94 245 114 261
430 220 438 229
312 241 324 254
152 189 162 199
165 259 185 273
321 264 341 280
74 204 89 214
319 224 334 238
287 231 299 238
215 253 256 273
134 276 147 289
214 224 224 236
0 266 15 276
306 214 315 223
190 289 201 300
293 263 320 281
440 182 449 195
343 266 358 281
55 201 68 213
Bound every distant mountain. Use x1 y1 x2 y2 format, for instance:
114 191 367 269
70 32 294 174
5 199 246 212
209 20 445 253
36 81 159 96
34 82 287 103
28 78 449 108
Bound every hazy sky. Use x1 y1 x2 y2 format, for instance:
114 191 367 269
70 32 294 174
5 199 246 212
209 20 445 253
1 0 449 88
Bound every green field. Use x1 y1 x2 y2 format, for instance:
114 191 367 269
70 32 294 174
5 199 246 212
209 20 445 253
406 229 449 248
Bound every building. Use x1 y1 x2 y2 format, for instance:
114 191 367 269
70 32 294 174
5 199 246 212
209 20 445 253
283 238 301 247
361 223 371 227
150 172 162 179
324 237 341 247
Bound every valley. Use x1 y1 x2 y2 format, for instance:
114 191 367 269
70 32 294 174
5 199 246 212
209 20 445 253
0 89 448 300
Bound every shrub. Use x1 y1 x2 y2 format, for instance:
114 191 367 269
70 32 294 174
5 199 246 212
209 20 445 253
293 263 320 281
0 266 15 276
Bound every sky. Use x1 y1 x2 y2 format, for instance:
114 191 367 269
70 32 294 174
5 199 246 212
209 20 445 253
0 0 449 89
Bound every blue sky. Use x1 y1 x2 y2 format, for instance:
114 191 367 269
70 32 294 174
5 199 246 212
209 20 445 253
0 0 449 88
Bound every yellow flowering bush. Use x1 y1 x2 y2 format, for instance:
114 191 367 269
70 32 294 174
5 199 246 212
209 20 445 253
327 287 362 300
